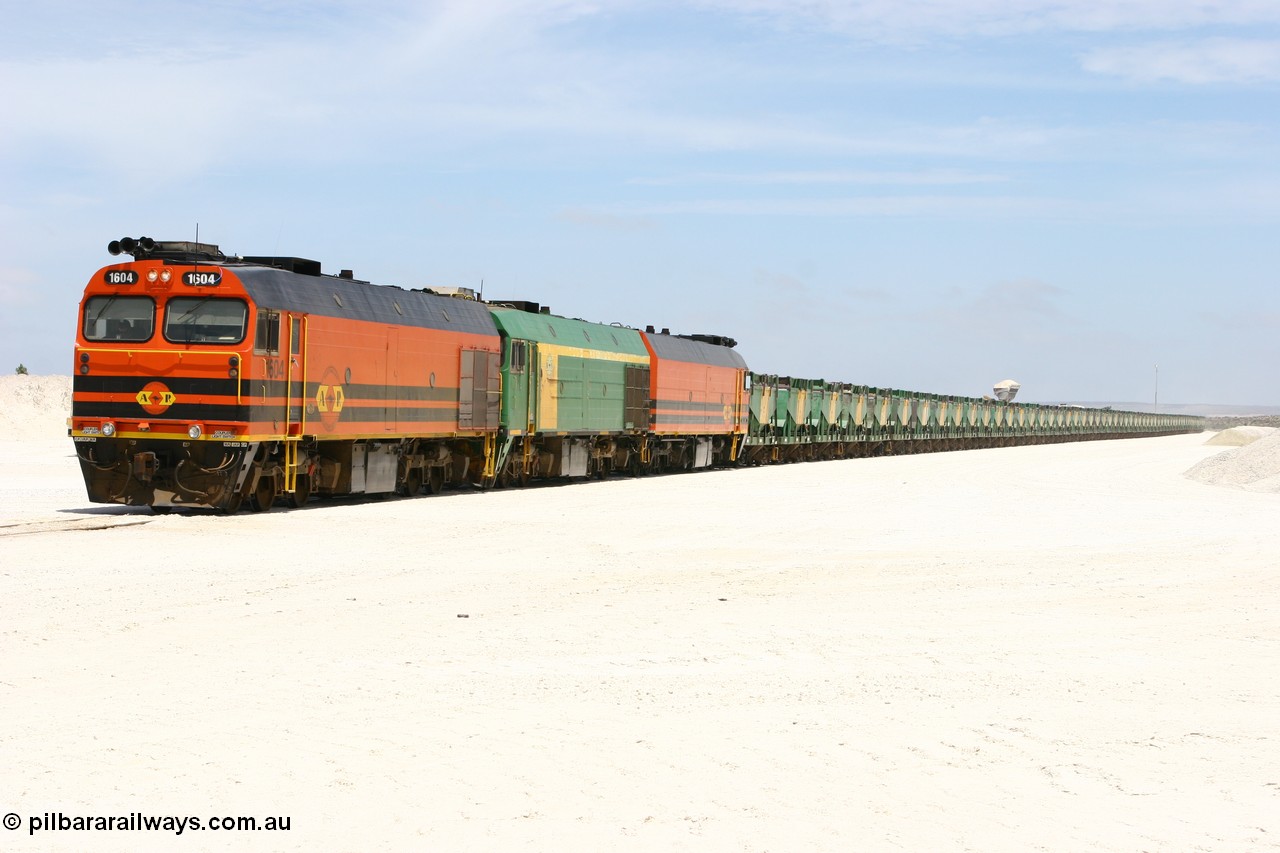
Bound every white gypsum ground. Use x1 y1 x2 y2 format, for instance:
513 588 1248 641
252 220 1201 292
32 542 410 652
1 376 1278 852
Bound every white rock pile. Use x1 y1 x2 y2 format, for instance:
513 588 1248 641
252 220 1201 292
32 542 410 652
1185 430 1280 494
0 374 73 441
1204 425 1278 446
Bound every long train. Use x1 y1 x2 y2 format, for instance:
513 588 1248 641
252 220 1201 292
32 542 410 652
69 237 1203 512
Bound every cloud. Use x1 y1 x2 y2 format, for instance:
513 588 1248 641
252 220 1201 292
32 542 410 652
0 1 615 176
1082 38 1280 84
0 40 1092 186
921 279 1072 341
694 0 1280 41
621 194 1070 218
629 169 1010 186
0 2 843 182
556 208 658 231
11 0 1268 189
963 279 1067 320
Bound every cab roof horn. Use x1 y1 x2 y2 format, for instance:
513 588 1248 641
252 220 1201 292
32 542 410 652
108 236 226 264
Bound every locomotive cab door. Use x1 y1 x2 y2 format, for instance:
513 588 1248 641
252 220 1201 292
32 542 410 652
505 338 536 434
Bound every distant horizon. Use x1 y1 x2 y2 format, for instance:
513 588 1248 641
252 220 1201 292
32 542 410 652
1054 401 1280 417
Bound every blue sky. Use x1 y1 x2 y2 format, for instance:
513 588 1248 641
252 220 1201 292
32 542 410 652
3 0 1278 406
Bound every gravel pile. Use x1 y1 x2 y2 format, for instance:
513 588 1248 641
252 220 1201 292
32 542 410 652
1205 425 1278 446
0 374 73 441
1185 431 1280 494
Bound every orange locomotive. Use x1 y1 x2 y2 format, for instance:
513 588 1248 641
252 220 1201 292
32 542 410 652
71 238 501 511
638 328 748 470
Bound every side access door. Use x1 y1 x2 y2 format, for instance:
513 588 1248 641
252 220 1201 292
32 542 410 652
459 348 500 431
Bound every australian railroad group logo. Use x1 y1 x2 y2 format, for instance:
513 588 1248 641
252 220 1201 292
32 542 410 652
315 366 345 430
136 381 176 414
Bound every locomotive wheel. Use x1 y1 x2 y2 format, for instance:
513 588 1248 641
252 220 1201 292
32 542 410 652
251 477 276 512
290 474 311 509
426 466 445 495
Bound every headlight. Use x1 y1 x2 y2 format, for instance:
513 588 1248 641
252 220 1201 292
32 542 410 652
102 422 116 437
188 424 203 439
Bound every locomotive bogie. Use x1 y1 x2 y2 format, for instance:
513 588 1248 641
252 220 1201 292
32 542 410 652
74 437 258 511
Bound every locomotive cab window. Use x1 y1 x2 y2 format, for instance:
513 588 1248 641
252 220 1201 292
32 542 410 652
83 295 154 342
255 310 281 354
509 340 527 374
164 297 248 345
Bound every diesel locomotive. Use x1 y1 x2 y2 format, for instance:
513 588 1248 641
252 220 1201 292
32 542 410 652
69 237 1203 512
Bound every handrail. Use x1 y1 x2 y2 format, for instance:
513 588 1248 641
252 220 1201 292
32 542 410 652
300 316 309 434
282 314 309 494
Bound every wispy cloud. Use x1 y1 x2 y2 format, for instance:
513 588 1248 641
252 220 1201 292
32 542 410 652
619 194 1073 218
915 279 1077 352
1082 38 1280 84
954 279 1068 321
556 208 658 231
695 0 1280 41
8 0 1273 188
629 169 1010 186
